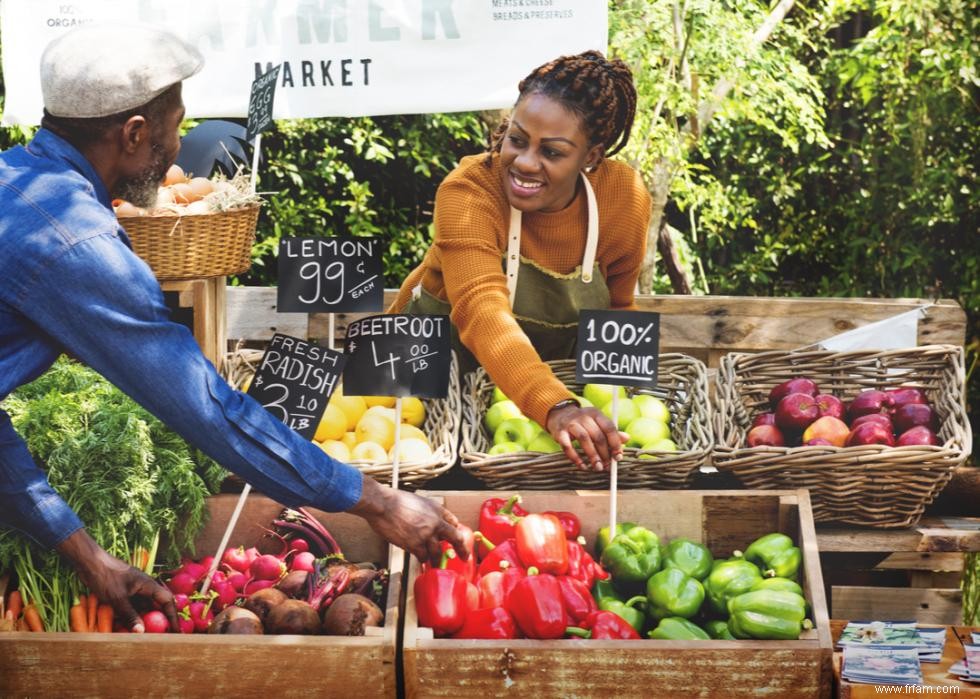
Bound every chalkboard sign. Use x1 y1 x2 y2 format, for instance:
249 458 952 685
246 333 346 439
575 310 661 388
342 314 451 398
276 236 384 313
246 64 281 142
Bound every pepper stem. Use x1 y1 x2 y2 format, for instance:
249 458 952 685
437 549 456 570
473 532 495 552
526 566 539 576
625 595 647 609
565 626 591 639
498 494 522 516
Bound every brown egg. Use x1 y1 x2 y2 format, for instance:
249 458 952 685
183 199 212 216
187 177 214 199
170 182 199 204
163 164 186 186
115 201 144 217
156 187 176 206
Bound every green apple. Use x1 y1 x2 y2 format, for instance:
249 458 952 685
575 394 594 408
494 417 540 447
600 397 639 431
526 432 562 453
484 399 523 433
639 437 678 456
488 441 524 455
633 394 671 424
491 385 509 405
582 383 626 408
625 416 671 448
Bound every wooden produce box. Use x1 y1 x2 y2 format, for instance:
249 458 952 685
0 494 404 699
403 490 833 699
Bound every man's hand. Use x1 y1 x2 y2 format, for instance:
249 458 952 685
56 529 178 633
546 404 626 471
348 475 467 566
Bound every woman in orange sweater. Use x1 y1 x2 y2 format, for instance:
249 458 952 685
391 50 652 472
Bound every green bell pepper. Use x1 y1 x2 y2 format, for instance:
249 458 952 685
704 557 764 616
596 521 637 556
662 537 714 581
600 526 662 584
592 579 646 632
752 576 803 596
648 617 710 640
705 619 737 640
743 532 801 581
645 567 704 621
727 589 811 640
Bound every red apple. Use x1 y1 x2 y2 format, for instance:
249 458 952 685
850 413 894 432
885 386 929 412
775 393 820 432
896 425 940 446
893 403 939 433
752 412 777 428
845 422 896 447
804 437 834 446
768 377 819 409
847 390 894 421
746 424 785 447
802 415 850 447
814 394 845 420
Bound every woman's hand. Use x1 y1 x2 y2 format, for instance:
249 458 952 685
57 529 178 632
546 403 627 471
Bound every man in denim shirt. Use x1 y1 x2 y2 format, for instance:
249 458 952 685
0 24 465 632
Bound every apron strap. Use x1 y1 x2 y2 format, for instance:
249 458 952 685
506 171 600 307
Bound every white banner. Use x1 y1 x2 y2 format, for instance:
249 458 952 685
0 0 608 125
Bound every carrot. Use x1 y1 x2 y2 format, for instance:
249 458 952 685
96 603 114 633
7 590 22 621
70 597 88 632
23 604 44 632
86 592 98 631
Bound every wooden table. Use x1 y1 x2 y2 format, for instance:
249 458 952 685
832 620 980 697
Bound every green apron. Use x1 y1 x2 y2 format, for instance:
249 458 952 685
404 173 610 375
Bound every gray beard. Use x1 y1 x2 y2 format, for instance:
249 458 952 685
113 146 168 208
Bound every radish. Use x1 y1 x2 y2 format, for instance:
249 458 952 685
168 571 198 596
173 593 190 612
289 538 310 554
242 578 276 596
226 571 248 592
250 554 286 581
177 615 195 634
188 600 213 633
290 551 316 573
142 610 170 634
222 546 251 574
211 579 238 610
179 558 208 581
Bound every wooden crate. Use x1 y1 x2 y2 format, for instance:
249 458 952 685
403 489 833 699
0 494 404 699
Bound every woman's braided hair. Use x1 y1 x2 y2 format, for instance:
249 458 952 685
488 50 637 162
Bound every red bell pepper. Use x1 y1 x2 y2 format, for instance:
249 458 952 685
440 524 476 582
543 510 581 540
476 536 523 577
414 550 468 637
477 561 525 609
505 567 568 639
567 537 609 589
515 513 569 575
557 575 597 624
478 495 528 549
465 581 480 612
566 610 642 640
451 606 520 640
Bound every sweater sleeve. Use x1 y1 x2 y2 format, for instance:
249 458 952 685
603 167 652 310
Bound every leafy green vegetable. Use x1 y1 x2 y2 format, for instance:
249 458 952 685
0 357 226 630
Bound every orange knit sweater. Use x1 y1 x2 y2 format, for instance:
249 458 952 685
391 153 652 426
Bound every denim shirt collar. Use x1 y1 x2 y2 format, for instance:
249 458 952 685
26 128 113 209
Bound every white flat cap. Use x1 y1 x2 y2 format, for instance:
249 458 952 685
41 23 204 118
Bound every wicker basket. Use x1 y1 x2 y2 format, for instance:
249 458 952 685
223 345 461 489
712 345 972 528
460 355 713 489
120 205 259 280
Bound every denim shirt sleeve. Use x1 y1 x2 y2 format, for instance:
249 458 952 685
12 231 363 540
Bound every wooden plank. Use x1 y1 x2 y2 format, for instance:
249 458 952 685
224 285 308 341
831 586 963 625
875 552 965 572
817 517 980 553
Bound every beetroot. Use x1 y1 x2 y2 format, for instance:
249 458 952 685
209 606 264 635
321 594 383 636
276 570 310 598
264 599 321 635
244 587 288 623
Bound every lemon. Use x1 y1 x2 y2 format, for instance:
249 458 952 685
341 431 358 450
351 440 388 464
388 438 433 462
399 424 429 444
240 374 252 393
330 394 367 431
363 395 397 408
400 396 426 427
355 413 396 451
317 439 351 462
365 405 398 424
315 404 348 443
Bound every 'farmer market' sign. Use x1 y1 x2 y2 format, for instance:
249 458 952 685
1 0 608 125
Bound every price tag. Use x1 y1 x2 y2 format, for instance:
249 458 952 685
246 64 281 142
246 333 346 440
575 310 661 388
277 236 384 313
342 314 451 398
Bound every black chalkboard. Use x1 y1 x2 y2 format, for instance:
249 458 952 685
246 333 346 439
575 310 661 388
246 64 281 142
342 314 451 398
276 236 384 313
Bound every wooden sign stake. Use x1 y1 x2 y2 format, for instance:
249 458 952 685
249 133 262 192
391 398 403 490
200 483 251 596
608 392 620 538
327 314 336 351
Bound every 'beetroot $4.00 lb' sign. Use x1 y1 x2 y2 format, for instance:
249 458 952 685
342 314 451 399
